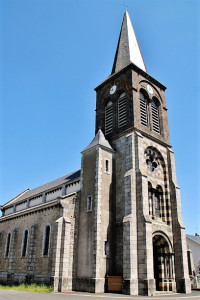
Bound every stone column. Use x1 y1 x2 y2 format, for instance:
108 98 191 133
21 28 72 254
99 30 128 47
93 147 105 293
168 148 191 293
53 201 76 293
135 131 155 296
122 133 138 295
8 228 18 283
53 217 64 292
27 224 38 282
60 219 72 292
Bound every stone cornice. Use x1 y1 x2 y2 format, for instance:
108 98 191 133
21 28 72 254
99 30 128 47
81 144 115 155
0 192 77 222
95 63 166 92
2 179 80 210
0 199 60 222
110 127 172 149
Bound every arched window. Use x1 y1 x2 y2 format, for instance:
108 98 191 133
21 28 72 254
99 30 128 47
148 183 163 219
118 93 127 127
5 232 11 257
157 186 164 219
140 92 148 126
105 101 113 134
22 229 29 257
151 99 160 133
43 225 51 256
154 189 161 218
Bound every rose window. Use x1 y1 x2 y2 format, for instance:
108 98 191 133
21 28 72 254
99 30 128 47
145 149 160 172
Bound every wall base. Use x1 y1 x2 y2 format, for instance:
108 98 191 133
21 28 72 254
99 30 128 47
72 277 105 293
122 279 138 295
0 272 52 286
177 278 191 294
139 279 156 296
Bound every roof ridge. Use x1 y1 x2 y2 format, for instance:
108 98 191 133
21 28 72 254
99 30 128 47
26 169 81 193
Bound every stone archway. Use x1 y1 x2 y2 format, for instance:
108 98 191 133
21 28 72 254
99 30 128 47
153 233 175 292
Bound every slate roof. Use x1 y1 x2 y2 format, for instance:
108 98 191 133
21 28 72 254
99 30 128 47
82 129 114 153
3 169 81 208
187 234 200 245
112 11 147 74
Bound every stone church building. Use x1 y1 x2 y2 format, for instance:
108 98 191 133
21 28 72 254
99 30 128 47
0 11 191 296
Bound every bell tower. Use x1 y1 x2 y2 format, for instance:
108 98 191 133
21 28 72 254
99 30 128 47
94 11 191 296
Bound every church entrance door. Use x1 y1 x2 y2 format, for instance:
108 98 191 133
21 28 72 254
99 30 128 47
153 233 174 291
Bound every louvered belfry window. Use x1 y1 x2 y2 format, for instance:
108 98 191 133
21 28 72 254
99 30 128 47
140 92 148 126
105 101 113 134
118 93 127 127
151 100 160 133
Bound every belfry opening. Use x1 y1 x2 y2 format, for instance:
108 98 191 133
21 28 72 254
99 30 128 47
153 233 175 292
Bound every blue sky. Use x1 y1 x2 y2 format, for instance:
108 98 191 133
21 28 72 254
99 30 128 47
0 0 199 234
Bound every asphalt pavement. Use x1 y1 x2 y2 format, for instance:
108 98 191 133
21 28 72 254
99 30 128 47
0 290 200 300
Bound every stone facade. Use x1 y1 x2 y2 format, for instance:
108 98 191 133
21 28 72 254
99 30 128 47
0 172 80 289
0 11 191 296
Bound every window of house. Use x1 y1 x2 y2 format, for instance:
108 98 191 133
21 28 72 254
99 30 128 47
22 229 29 258
105 159 110 174
87 195 93 212
187 251 193 276
105 101 113 134
43 225 50 256
140 92 148 126
151 99 160 133
5 232 11 258
118 93 127 127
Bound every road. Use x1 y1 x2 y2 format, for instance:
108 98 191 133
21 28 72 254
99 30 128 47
0 290 200 300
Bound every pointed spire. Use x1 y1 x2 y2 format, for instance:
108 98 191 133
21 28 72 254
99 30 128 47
111 11 147 74
82 129 114 153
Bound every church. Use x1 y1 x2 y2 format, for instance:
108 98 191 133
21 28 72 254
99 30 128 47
0 11 191 296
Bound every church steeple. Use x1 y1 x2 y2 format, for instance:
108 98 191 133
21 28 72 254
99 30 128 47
95 10 169 143
111 11 147 74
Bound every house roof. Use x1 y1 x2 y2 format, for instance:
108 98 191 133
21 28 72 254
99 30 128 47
2 169 81 209
187 234 200 245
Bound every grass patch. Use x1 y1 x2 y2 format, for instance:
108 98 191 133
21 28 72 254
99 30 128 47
0 283 53 293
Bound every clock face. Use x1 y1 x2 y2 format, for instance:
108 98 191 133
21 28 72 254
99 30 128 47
147 84 153 95
110 85 117 95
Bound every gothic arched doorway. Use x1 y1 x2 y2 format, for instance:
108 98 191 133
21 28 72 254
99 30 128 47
153 233 175 292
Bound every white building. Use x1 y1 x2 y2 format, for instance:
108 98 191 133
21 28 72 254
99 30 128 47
187 234 200 275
